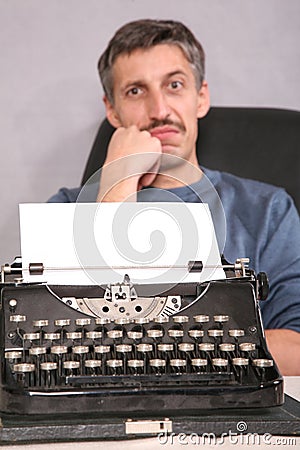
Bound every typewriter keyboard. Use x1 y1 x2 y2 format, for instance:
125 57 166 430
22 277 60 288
5 313 276 389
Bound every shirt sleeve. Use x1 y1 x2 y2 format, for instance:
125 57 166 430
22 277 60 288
259 190 300 332
47 187 81 203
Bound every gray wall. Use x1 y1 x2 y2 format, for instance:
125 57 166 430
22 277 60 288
0 0 299 263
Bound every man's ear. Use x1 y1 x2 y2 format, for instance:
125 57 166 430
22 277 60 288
197 81 210 119
103 96 122 128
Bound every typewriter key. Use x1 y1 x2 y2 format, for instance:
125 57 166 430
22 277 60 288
75 318 91 326
193 315 209 323
5 351 22 360
253 359 273 368
170 358 186 366
107 329 123 339
128 359 144 368
150 359 166 370
33 320 49 327
154 316 169 324
51 345 68 355
147 329 164 339
170 359 186 372
41 362 58 371
208 329 223 337
239 343 256 352
252 359 274 382
95 318 111 325
214 315 229 323
212 358 228 369
219 343 235 352
173 316 189 324
115 318 131 325
232 358 249 382
107 359 123 371
178 343 194 352
157 343 173 352
191 358 208 367
13 363 36 387
188 329 204 339
44 333 60 341
134 318 150 324
63 361 80 373
137 344 153 353
66 332 82 340
94 345 110 354
24 333 40 341
127 330 143 340
85 359 102 368
232 358 249 366
128 359 144 375
29 347 47 356
72 345 89 354
40 362 58 386
13 363 35 373
10 315 26 323
86 331 102 340
85 359 101 375
191 358 208 372
199 343 214 352
116 344 132 353
168 329 184 338
55 319 71 327
228 329 245 338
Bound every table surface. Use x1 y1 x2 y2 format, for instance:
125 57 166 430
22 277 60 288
2 376 299 450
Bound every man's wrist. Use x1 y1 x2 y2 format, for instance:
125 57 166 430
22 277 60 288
97 176 139 202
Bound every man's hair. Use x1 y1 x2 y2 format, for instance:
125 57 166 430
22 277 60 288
98 19 205 104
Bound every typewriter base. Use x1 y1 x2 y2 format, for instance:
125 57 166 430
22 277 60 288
0 377 284 415
0 395 299 444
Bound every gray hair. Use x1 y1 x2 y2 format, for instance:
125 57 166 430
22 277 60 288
98 19 205 104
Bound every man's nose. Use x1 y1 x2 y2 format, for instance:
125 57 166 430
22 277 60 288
147 90 171 120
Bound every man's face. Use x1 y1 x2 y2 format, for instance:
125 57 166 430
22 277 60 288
104 44 210 165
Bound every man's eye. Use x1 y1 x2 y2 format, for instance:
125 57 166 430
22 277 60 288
169 81 183 90
127 87 142 96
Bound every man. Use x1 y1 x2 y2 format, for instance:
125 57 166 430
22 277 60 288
49 19 300 375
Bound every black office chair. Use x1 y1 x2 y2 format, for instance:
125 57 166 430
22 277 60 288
82 107 300 212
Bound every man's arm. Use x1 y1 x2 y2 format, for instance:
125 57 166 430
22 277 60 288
255 189 300 377
265 329 300 375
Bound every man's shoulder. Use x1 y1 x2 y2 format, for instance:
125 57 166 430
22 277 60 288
203 166 292 206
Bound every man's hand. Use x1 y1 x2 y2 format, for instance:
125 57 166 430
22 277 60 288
97 126 162 202
265 329 300 375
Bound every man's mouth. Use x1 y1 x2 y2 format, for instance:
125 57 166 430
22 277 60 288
142 119 186 139
149 125 180 140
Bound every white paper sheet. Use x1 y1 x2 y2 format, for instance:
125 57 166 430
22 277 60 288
19 202 225 286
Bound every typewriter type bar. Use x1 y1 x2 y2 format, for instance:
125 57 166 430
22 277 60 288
0 262 283 416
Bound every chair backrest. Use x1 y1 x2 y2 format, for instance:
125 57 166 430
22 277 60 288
82 107 300 211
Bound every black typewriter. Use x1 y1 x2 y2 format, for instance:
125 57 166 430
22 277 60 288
0 257 283 419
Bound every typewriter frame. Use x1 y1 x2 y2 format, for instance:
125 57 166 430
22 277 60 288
0 258 284 417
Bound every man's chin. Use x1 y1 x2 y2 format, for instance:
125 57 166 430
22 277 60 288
158 151 186 171
160 142 182 154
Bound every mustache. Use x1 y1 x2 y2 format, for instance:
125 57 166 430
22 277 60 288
141 118 186 133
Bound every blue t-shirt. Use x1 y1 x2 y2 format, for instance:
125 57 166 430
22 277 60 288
48 167 300 333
